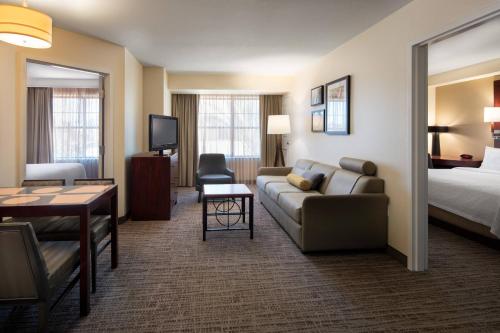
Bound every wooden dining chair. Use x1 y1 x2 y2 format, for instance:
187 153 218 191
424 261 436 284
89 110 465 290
12 178 114 293
22 179 66 187
0 222 80 332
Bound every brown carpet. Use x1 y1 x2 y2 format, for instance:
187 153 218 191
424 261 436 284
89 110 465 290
1 187 500 332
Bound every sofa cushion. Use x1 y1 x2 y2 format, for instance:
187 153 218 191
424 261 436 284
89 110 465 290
256 175 287 191
301 171 324 191
291 159 315 176
339 157 377 176
309 163 338 193
278 192 321 223
286 173 312 191
265 182 303 201
324 169 362 195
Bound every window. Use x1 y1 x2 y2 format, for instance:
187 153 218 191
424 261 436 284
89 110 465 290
198 95 260 158
52 88 100 161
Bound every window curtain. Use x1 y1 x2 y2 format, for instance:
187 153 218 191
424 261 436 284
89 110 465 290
198 95 260 183
172 94 199 187
259 95 283 167
27 87 54 164
52 88 100 178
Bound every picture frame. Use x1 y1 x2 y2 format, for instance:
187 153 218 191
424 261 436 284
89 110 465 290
325 75 350 135
311 110 325 132
310 85 324 106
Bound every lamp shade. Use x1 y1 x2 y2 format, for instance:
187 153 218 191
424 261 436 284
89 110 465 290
0 4 52 49
484 107 500 123
267 115 290 134
428 125 449 133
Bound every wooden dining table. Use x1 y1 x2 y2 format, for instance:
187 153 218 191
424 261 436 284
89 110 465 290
0 184 118 316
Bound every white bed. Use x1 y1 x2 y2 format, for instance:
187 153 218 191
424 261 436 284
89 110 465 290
26 163 87 186
428 167 500 238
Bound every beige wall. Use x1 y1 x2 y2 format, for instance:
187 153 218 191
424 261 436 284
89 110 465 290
143 66 167 150
429 57 500 87
285 0 500 263
168 73 293 93
0 44 17 187
124 49 144 210
0 27 146 217
435 76 495 159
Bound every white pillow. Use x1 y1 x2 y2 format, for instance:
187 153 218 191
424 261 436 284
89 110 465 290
481 146 500 171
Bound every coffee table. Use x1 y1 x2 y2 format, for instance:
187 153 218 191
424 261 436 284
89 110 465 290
202 184 254 240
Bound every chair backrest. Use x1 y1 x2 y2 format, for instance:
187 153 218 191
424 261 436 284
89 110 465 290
0 222 49 303
198 154 227 175
22 179 66 187
74 178 115 214
74 178 115 185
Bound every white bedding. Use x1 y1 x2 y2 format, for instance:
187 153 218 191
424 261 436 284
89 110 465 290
26 163 87 186
428 167 500 237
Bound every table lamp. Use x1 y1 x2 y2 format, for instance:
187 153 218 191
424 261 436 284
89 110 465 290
428 125 449 156
267 115 290 167
484 107 500 139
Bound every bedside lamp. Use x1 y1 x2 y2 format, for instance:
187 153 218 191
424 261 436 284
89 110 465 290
267 115 290 167
484 107 500 139
428 126 449 156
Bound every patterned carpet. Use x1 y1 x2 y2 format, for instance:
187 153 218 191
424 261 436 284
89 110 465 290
1 187 500 332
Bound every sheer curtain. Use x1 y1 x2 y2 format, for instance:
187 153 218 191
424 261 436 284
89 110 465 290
52 88 100 178
198 95 260 183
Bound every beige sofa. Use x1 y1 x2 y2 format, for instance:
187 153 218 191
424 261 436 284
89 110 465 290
257 157 388 252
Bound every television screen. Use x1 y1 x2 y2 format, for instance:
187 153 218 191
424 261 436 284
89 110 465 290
149 115 178 153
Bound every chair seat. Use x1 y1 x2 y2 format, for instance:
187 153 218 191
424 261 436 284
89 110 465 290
10 215 110 244
199 174 233 184
40 241 80 291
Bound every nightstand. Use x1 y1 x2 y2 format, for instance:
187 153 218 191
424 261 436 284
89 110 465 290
431 156 483 169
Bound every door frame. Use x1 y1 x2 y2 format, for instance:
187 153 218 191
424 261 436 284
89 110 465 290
410 10 500 271
25 59 108 178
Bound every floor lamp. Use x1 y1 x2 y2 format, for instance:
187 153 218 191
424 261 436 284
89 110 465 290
267 115 290 167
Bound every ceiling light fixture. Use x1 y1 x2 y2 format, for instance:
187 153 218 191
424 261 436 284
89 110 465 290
0 0 52 48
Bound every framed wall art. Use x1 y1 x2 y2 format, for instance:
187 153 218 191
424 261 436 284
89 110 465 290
311 110 325 132
311 85 324 106
325 75 350 135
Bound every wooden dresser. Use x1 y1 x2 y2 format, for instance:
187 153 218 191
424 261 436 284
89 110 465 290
130 152 178 220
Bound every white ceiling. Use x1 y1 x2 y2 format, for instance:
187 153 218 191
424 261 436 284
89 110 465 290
7 0 410 74
429 17 500 75
27 62 100 80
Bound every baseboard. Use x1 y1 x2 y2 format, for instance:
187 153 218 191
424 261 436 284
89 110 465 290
386 245 407 266
118 211 130 224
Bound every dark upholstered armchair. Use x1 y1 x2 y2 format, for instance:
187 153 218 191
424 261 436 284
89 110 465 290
0 222 80 332
196 154 235 202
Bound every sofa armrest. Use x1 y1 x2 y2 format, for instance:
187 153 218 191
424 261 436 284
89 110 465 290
257 167 293 176
301 194 388 252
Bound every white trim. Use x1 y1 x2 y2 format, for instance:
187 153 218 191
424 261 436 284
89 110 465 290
409 9 500 272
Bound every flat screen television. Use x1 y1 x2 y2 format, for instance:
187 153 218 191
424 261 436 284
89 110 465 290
149 114 178 156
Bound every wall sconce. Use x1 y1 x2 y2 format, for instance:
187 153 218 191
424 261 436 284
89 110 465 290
428 126 449 156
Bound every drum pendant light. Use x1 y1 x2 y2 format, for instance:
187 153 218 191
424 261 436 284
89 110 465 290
0 0 52 48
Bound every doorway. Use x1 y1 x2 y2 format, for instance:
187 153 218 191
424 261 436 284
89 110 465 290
25 60 106 181
411 10 500 271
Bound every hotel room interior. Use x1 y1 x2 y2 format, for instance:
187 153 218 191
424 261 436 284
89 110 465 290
0 0 499 331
